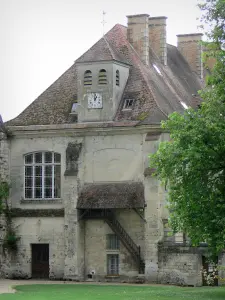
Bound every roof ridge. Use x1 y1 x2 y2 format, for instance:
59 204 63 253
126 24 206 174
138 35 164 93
103 35 115 60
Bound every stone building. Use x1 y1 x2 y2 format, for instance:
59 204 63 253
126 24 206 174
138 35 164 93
1 13 224 285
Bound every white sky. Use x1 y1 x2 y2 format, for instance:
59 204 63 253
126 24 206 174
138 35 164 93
0 0 202 122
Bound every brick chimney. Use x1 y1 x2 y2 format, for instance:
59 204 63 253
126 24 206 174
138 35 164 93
177 33 203 79
127 14 149 65
148 16 167 65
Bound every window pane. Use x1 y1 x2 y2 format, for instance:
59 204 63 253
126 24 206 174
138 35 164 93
25 154 33 164
54 165 61 198
44 177 52 186
34 188 42 198
34 166 42 198
35 166 42 176
25 166 33 177
44 152 53 163
35 152 42 163
107 234 120 250
25 166 33 198
25 177 32 187
45 188 52 198
25 188 32 199
54 153 61 163
35 176 42 187
44 165 53 198
45 165 52 176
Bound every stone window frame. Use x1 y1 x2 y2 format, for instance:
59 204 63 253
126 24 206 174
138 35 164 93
107 254 119 275
98 69 107 85
24 151 61 200
116 70 120 86
84 70 92 86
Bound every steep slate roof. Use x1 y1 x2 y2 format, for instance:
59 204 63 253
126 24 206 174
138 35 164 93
76 35 130 65
77 182 145 209
7 24 202 126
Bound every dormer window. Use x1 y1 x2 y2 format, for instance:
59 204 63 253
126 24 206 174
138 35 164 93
116 70 120 86
84 70 92 86
123 99 134 110
71 103 78 113
98 69 107 85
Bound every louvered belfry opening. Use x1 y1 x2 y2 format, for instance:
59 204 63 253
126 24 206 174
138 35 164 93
84 70 92 86
98 69 107 85
116 70 120 86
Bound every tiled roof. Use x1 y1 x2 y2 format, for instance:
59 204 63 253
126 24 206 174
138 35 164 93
76 34 130 65
77 182 145 209
7 24 202 127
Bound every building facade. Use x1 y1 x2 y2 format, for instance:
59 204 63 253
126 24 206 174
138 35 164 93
0 13 224 285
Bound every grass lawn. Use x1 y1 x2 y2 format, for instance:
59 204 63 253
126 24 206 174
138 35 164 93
0 284 225 300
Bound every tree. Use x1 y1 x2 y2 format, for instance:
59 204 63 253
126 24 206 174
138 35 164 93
150 0 225 257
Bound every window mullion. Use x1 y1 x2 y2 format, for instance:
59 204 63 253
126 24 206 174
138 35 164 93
24 163 26 199
32 164 35 199
52 153 54 198
42 152 45 199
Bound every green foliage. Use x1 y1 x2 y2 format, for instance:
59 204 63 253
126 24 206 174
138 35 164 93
137 111 149 121
0 181 20 253
3 229 20 252
0 181 9 213
198 0 225 45
150 0 225 257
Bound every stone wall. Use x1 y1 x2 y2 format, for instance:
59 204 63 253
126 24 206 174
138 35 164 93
149 17 167 65
1 217 65 279
4 131 148 280
158 245 204 286
127 14 149 65
0 132 9 182
177 34 203 79
3 127 220 286
0 132 10 278
84 209 145 281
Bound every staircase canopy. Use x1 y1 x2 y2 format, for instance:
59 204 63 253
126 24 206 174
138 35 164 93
77 182 145 209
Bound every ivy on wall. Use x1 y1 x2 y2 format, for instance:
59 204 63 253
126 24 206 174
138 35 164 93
0 182 20 253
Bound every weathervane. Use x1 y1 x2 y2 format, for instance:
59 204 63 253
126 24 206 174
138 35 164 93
101 11 106 36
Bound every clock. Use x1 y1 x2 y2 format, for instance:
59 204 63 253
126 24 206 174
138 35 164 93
88 93 103 109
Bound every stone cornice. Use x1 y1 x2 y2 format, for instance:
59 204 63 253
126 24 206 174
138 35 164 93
7 123 163 138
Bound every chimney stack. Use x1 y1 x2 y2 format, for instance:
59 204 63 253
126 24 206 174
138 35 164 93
149 16 167 65
127 14 149 65
177 33 203 79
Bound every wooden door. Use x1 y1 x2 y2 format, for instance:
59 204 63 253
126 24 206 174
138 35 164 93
32 244 49 278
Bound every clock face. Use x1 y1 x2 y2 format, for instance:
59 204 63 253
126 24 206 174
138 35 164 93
88 93 102 109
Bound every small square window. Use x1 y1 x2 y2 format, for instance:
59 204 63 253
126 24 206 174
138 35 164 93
123 99 134 110
71 103 78 113
106 234 120 250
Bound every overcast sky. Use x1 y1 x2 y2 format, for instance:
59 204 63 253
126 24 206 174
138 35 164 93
0 0 202 122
